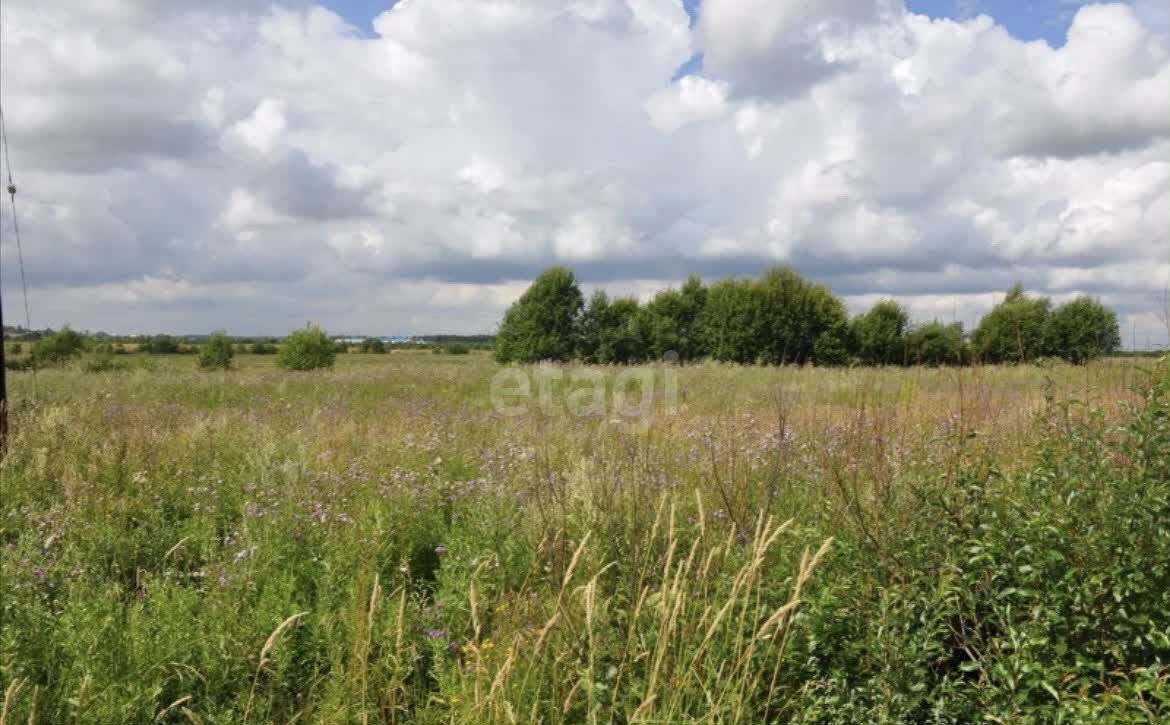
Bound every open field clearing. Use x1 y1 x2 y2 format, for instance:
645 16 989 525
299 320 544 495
1 354 1168 723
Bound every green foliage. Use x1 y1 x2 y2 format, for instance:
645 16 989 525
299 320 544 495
83 351 128 373
577 291 649 364
434 342 471 355
813 323 852 366
973 284 1054 363
250 342 278 355
1047 295 1121 364
30 325 85 364
906 319 966 366
697 277 762 363
850 299 910 365
494 266 584 363
359 337 387 354
140 334 181 354
276 325 337 370
0 355 1164 722
640 275 708 362
198 330 235 370
754 266 848 365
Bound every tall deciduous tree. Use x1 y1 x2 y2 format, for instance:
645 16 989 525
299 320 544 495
906 320 966 366
973 285 1053 363
755 266 848 365
851 300 910 365
494 266 584 363
641 274 707 362
1046 295 1120 363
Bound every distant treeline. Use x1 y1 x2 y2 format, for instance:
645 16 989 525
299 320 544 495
494 266 1125 366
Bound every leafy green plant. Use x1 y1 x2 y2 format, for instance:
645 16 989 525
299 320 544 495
276 325 336 370
198 330 235 370
31 324 85 364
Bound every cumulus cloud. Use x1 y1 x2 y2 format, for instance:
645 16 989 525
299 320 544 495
0 0 1167 345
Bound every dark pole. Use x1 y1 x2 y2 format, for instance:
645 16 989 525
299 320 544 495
1 258 7 450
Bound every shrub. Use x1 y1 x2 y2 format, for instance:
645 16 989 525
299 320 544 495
250 342 278 355
31 325 85 364
198 330 234 370
360 338 387 354
83 352 127 373
140 335 181 354
10 342 21 354
276 325 336 370
495 266 584 363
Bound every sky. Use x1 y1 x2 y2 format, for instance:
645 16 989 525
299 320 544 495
0 1 1167 346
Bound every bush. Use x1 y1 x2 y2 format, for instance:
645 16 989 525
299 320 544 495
10 342 22 354
31 325 85 364
438 342 470 355
140 335 181 355
198 331 234 370
276 325 336 370
360 338 387 354
249 342 278 355
83 353 127 373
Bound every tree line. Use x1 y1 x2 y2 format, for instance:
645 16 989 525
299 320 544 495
494 266 1121 366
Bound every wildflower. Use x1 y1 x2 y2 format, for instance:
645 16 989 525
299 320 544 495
427 628 447 639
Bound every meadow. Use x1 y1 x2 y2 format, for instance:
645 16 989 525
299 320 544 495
1 352 1167 723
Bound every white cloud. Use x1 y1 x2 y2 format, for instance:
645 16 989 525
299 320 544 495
0 0 1167 345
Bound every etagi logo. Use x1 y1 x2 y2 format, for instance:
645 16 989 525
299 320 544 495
489 353 680 431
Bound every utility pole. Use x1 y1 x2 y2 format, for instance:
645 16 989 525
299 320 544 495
1 243 7 450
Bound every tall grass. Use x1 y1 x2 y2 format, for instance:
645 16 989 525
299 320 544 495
0 353 1166 722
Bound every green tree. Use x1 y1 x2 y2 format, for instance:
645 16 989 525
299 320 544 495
360 338 387 354
754 267 848 365
850 300 910 365
813 323 852 366
494 266 584 363
31 325 85 364
641 275 708 362
697 278 763 364
277 325 337 370
973 285 1053 363
906 320 966 366
1046 296 1120 364
577 291 648 364
140 335 180 354
198 330 234 370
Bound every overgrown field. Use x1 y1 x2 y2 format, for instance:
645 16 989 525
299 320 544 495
1 353 1168 723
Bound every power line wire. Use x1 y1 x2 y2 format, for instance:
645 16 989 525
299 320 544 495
1 101 37 399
